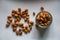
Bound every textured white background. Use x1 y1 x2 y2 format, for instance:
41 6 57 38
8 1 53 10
0 0 60 40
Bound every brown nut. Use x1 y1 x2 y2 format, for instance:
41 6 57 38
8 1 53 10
44 18 47 22
40 17 44 21
7 16 12 22
28 23 32 31
28 23 32 28
23 28 28 33
26 19 29 23
33 12 35 16
18 22 23 27
26 14 29 17
23 26 30 33
19 29 22 31
44 23 47 26
13 27 17 32
14 14 18 17
7 20 11 24
6 22 10 28
11 22 15 26
18 8 21 12
42 14 46 18
24 29 28 33
22 26 25 31
17 17 20 21
20 25 24 28
8 16 12 18
24 18 29 22
40 23 44 26
36 16 41 21
25 26 28 29
14 23 17 27
12 10 17 14
14 18 18 22
46 21 50 25
40 6 44 11
11 22 17 28
9 18 12 22
15 21 19 26
26 15 29 19
25 9 28 13
40 13 44 17
6 20 11 27
12 10 16 13
17 12 21 16
19 29 22 35
16 30 19 35
18 16 21 19
21 11 25 15
22 14 26 18
29 21 34 26
46 15 51 21
7 16 12 19
12 13 15 17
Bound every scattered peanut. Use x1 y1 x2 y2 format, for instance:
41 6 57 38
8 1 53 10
33 12 35 16
6 8 34 36
13 27 17 32
6 22 10 27
16 30 19 35
19 29 22 35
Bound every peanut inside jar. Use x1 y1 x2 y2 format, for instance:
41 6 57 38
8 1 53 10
36 11 52 28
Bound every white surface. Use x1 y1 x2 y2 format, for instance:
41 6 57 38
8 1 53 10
0 0 60 40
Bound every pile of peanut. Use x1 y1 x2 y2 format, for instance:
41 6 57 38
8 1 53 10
36 12 51 26
6 8 34 36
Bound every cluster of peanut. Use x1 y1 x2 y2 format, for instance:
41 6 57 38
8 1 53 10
36 12 51 26
6 8 34 36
